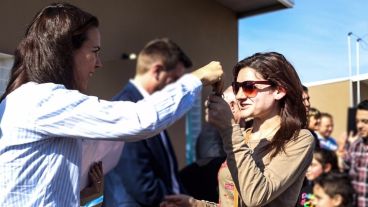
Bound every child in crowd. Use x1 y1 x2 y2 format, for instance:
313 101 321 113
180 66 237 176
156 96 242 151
296 148 339 207
313 173 356 207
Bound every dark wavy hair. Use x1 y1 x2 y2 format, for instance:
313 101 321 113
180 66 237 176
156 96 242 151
233 52 306 158
1 3 99 101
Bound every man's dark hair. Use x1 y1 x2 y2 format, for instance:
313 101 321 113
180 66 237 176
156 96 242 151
357 99 368 110
320 112 333 120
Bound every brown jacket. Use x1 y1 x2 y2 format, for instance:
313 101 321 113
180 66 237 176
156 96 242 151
219 125 314 207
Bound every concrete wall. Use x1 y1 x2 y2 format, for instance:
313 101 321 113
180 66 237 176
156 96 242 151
0 0 238 168
308 81 350 140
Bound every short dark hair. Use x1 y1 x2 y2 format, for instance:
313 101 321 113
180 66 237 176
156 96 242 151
139 38 192 71
314 173 356 207
313 148 339 172
1 3 98 101
320 112 333 120
357 99 368 111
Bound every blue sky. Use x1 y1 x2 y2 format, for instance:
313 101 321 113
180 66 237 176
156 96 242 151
238 0 368 84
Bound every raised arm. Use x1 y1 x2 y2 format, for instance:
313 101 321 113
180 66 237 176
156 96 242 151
18 62 223 141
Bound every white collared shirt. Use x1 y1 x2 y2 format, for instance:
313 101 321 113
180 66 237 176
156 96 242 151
0 74 201 206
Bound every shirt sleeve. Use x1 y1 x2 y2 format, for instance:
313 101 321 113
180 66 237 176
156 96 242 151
220 125 314 206
32 74 202 141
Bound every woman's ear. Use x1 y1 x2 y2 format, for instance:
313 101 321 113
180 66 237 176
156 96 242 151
229 101 236 112
273 86 286 100
323 163 332 173
332 194 343 207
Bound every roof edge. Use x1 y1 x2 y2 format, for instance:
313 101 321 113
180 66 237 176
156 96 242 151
305 73 368 87
237 3 293 18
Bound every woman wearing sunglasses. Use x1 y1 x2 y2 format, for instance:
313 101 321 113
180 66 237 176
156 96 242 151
205 52 315 206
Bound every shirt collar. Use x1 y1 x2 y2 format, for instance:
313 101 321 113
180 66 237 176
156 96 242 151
129 79 150 98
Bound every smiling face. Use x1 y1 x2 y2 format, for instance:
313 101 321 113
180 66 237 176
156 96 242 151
319 116 334 138
73 27 102 92
235 67 282 120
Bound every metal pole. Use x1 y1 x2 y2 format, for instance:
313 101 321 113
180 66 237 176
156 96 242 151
347 32 353 107
356 38 361 104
